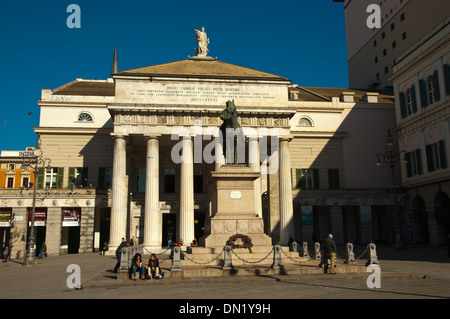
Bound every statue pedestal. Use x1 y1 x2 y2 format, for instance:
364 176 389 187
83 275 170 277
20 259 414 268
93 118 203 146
199 165 272 248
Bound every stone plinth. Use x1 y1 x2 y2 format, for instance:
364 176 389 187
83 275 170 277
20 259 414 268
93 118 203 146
199 165 272 248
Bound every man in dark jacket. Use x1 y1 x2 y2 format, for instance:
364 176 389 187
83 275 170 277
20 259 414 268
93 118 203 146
323 234 337 274
114 238 128 273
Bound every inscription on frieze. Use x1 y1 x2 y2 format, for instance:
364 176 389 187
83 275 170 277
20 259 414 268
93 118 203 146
127 84 276 103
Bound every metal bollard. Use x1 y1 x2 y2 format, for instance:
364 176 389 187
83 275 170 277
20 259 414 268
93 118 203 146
272 245 284 269
171 246 183 271
366 242 379 266
223 245 234 270
345 242 356 264
313 242 321 259
302 242 309 258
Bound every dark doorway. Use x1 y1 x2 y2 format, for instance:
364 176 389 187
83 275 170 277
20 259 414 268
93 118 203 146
67 226 80 254
99 208 110 251
162 213 176 247
194 210 205 243
434 192 450 245
412 196 428 244
0 227 11 257
27 226 46 257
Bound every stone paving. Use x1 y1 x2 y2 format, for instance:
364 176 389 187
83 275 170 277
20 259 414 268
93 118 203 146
0 244 448 300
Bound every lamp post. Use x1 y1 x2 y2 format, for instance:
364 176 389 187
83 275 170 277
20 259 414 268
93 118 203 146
376 129 407 250
22 137 51 266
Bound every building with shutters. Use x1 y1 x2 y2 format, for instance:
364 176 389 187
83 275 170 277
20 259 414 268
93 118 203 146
389 19 450 245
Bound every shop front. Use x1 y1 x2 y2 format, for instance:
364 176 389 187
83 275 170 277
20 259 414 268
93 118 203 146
27 208 47 256
61 208 81 254
0 208 12 258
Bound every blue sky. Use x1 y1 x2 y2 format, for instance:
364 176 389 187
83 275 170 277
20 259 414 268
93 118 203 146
0 0 348 151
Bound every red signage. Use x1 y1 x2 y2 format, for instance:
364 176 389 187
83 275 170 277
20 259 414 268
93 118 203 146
28 208 47 226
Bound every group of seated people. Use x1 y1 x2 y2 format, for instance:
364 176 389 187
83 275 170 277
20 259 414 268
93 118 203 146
131 253 163 280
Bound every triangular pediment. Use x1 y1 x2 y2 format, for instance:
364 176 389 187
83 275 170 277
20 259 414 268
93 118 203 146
117 59 289 81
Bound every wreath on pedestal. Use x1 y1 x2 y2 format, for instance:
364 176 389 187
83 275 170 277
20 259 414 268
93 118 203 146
226 234 253 253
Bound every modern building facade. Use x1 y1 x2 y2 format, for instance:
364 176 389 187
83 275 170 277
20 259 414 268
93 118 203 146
0 34 401 257
389 19 450 245
336 0 449 90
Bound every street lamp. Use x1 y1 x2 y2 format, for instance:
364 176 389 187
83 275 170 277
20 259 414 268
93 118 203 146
21 136 51 266
376 129 407 249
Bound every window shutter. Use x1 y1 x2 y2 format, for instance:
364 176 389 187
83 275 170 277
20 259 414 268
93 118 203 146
98 167 106 189
57 167 64 188
68 167 75 188
37 167 45 189
295 168 302 189
444 64 450 95
419 79 428 107
313 169 320 189
405 152 412 177
425 145 434 172
439 140 448 169
433 70 441 101
81 167 88 187
399 92 407 118
417 149 423 175
411 85 417 113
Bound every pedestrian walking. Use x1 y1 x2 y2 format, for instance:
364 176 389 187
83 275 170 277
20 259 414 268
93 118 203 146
114 238 128 273
102 242 109 256
40 242 47 258
167 230 173 247
323 234 337 274
2 246 9 262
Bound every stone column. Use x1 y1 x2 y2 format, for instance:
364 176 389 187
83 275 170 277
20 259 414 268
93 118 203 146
11 207 27 259
279 137 294 245
79 207 95 253
46 207 62 255
179 135 195 246
109 134 128 252
248 136 262 217
144 135 161 249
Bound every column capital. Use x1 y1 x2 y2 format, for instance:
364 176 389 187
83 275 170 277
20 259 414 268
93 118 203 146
248 135 260 141
144 134 162 140
179 133 194 139
279 135 293 142
110 133 129 140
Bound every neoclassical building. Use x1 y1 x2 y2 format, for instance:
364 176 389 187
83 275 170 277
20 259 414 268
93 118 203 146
0 32 401 257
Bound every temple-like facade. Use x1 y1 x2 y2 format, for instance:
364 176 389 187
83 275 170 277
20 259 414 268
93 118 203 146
0 32 400 256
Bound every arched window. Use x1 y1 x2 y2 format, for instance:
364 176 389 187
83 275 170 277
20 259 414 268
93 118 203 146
298 117 313 127
77 112 93 122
